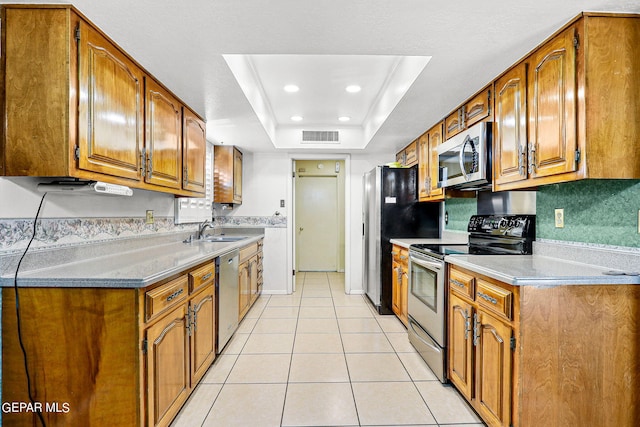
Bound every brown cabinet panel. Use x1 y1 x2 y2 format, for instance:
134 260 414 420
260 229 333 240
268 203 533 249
145 275 189 323
214 145 243 204
189 284 216 385
465 88 492 128
527 25 578 179
427 123 444 199
445 108 464 140
145 304 190 427
189 261 215 294
449 293 474 400
145 78 182 189
182 107 207 194
475 310 512 427
77 20 144 181
417 132 430 200
494 63 528 187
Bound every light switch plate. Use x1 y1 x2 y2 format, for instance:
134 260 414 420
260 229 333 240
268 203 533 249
146 210 154 224
554 209 564 228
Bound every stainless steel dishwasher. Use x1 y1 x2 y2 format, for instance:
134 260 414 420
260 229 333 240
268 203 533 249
217 249 239 352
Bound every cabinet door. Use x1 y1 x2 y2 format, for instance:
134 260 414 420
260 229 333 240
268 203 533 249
527 25 578 179
238 261 251 320
391 260 403 319
77 20 143 181
400 262 408 326
465 88 492 128
146 304 189 427
182 108 207 194
475 309 512 427
190 285 216 385
427 123 444 200
249 254 259 305
404 140 418 166
494 63 528 188
417 132 430 201
232 148 243 203
145 78 182 189
444 108 464 140
449 293 474 400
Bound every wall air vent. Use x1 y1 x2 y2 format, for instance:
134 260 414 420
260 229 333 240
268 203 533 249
301 130 340 144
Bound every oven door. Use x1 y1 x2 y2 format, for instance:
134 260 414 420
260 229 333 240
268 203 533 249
408 252 446 347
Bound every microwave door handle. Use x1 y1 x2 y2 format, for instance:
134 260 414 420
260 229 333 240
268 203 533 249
458 135 471 182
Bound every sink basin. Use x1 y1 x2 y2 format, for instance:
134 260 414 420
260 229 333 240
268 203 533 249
200 235 247 243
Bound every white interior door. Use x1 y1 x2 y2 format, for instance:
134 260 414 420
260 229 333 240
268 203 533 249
295 176 338 271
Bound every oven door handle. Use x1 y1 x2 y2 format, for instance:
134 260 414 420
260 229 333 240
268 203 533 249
408 320 442 353
410 255 443 271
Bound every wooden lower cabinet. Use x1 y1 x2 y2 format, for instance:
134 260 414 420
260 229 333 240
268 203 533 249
448 264 640 427
391 244 408 326
238 239 264 321
1 260 217 427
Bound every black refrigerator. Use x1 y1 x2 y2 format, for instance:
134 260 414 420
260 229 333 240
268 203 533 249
363 165 440 314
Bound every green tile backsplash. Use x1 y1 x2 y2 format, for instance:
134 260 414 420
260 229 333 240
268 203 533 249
445 198 477 231
536 180 640 248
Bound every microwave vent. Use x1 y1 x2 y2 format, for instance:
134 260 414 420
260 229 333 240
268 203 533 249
301 130 339 144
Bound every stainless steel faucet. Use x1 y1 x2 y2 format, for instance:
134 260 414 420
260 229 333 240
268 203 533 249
196 220 213 239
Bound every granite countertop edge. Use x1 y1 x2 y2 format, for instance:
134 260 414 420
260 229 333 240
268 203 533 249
445 255 640 286
0 234 264 289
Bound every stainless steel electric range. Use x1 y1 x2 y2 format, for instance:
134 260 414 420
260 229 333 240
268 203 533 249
407 214 535 382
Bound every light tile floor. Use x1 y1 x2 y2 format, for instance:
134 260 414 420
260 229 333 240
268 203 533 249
172 272 485 427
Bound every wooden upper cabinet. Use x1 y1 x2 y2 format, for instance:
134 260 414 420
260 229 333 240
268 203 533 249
182 107 207 194
417 132 430 200
214 145 242 204
444 87 492 141
396 139 418 167
427 123 444 199
527 25 578 179
0 5 206 197
493 14 640 190
145 78 182 189
77 20 144 181
494 63 528 187
444 108 465 140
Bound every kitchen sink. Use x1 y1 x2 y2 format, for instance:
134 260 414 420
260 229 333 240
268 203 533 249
200 235 247 242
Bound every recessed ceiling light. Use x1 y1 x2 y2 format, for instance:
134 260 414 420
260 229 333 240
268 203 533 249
338 116 351 122
345 85 361 93
284 84 299 93
291 115 303 121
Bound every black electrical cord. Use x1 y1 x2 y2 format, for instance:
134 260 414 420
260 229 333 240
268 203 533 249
13 192 48 427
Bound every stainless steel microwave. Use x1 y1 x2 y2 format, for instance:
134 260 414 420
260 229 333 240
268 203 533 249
436 121 491 190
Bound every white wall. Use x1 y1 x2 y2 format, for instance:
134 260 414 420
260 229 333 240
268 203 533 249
226 150 391 295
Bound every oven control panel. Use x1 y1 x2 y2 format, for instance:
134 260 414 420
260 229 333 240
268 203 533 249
467 215 535 238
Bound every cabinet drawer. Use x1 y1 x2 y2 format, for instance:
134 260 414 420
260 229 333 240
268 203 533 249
464 88 491 128
449 268 475 300
476 279 513 320
239 242 258 263
146 275 189 322
189 262 215 294
391 245 403 262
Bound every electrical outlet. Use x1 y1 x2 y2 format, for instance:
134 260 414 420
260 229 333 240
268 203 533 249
146 210 154 224
280 199 285 208
554 209 564 228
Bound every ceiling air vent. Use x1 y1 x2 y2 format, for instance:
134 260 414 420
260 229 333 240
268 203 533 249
301 130 340 144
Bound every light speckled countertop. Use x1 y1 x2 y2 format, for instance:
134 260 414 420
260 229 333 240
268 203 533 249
0 233 263 288
390 233 639 286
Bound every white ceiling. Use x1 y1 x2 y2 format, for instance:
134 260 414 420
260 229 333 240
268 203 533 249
8 0 640 154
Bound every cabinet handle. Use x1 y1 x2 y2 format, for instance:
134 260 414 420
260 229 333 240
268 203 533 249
201 272 212 282
450 279 466 289
147 154 153 179
391 251 399 256
528 144 537 175
473 312 480 346
518 145 526 176
464 309 470 340
400 255 407 260
166 288 184 302
477 291 498 305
